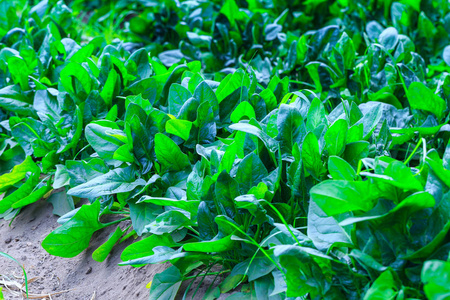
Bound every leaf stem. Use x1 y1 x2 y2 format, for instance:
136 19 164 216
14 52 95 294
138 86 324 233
223 220 286 276
105 211 130 215
102 217 130 228
262 200 300 246
184 269 230 280
404 138 423 165
187 226 200 236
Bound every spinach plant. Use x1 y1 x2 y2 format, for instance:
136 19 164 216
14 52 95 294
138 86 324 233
1 0 450 299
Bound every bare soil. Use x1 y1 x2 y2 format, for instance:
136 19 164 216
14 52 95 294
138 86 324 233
0 199 236 300
0 199 167 300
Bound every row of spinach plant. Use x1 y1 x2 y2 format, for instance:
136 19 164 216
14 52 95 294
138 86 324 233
1 0 450 299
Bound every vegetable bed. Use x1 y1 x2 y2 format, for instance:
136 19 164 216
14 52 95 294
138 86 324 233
1 0 450 299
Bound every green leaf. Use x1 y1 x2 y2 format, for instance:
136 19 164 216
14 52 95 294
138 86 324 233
121 234 176 262
407 82 446 120
273 245 329 297
0 156 38 192
85 122 125 162
247 256 276 281
307 200 352 251
277 104 306 160
193 81 219 121
378 27 399 51
421 260 450 300
324 119 348 156
92 226 124 262
260 89 277 112
113 144 135 163
443 45 450 67
0 85 36 117
154 133 190 171
0 166 40 214
128 115 153 173
53 165 70 189
235 152 269 194
328 156 357 181
7 56 30 90
60 62 92 97
404 221 450 260
383 160 423 191
197 201 217 240
148 210 192 235
148 266 182 300
46 190 75 217
219 87 248 126
339 191 435 227
42 201 104 258
230 102 256 123
165 119 193 141
128 48 151 79
67 166 146 199
335 32 355 69
12 181 52 209
216 69 250 103
65 159 108 187
183 235 236 252
343 141 370 167
363 270 399 300
100 69 117 107
302 132 326 180
215 171 239 218
137 196 200 215
229 123 279 153
220 0 240 27
168 84 192 116
355 103 383 140
306 98 328 132
310 180 377 215
129 201 160 236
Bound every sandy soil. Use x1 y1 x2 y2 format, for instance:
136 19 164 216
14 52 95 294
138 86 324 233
0 199 167 300
0 199 236 300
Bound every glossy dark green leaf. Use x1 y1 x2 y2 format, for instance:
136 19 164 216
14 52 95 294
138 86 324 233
302 132 326 180
324 119 348 156
47 190 75 217
148 266 182 300
236 152 269 194
67 166 146 199
168 84 192 117
0 86 35 117
407 82 446 120
277 104 306 160
229 123 278 153
306 98 328 132
155 133 190 171
307 200 352 251
129 201 161 236
85 122 125 161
